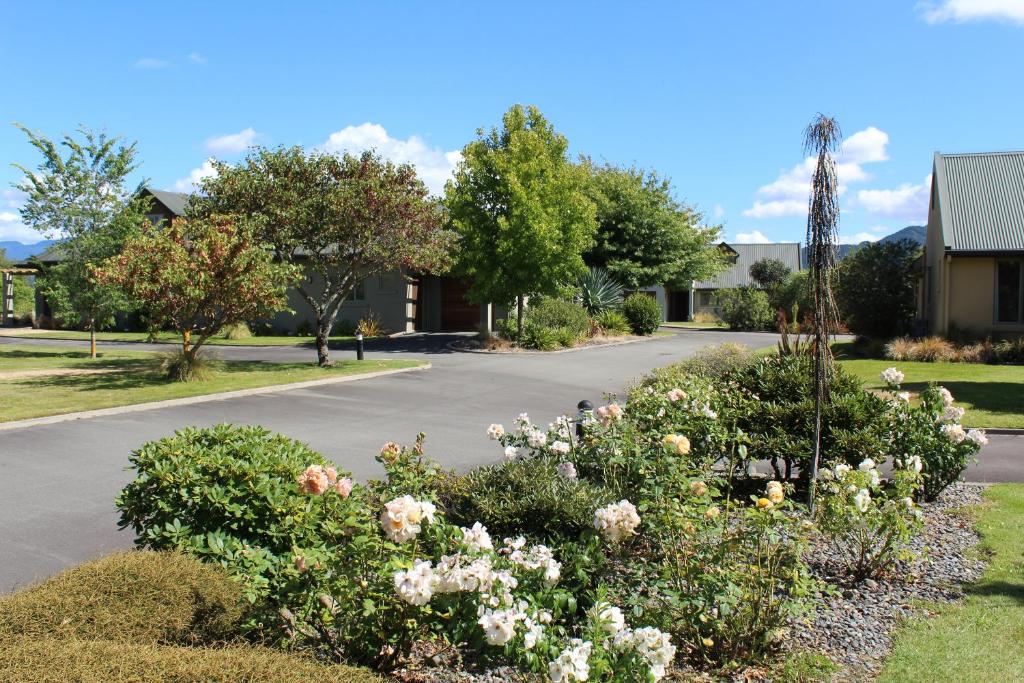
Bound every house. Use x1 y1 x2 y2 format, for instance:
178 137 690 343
33 187 493 334
634 242 801 322
921 151 1024 337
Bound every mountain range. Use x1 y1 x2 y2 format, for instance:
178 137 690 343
0 239 57 263
801 225 925 268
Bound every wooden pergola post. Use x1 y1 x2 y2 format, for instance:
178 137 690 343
0 267 39 327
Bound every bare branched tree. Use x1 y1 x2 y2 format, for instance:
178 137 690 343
803 114 841 509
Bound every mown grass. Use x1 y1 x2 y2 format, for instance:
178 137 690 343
0 345 423 422
878 484 1024 682
662 320 729 330
834 342 1024 428
5 329 369 346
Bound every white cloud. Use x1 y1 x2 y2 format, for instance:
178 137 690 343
135 57 170 69
188 52 207 64
321 123 461 195
173 159 218 192
0 210 41 243
2 188 26 210
742 199 806 219
734 229 773 244
918 0 1024 25
838 231 883 245
743 126 891 219
856 175 932 221
712 204 725 219
205 128 259 154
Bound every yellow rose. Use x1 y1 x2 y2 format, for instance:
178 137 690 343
662 434 679 447
682 522 696 535
675 436 691 456
406 507 422 524
689 480 707 496
705 506 721 520
756 497 774 510
702 637 714 648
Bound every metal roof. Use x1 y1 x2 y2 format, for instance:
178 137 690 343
694 242 802 289
934 151 1024 252
144 188 190 217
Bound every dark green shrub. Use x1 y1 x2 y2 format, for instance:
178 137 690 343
715 287 773 331
115 425 361 600
993 336 1024 364
835 239 920 338
0 551 243 646
595 309 631 335
525 297 590 339
519 321 562 350
0 637 380 683
621 292 662 335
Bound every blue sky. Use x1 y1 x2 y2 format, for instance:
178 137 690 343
2 1 1023 246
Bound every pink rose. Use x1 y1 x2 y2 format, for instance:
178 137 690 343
334 477 353 498
324 466 338 485
297 465 329 495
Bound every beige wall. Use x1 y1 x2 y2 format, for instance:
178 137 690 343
923 179 946 331
946 257 994 334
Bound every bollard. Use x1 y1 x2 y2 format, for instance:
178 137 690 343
356 332 365 361
576 399 593 438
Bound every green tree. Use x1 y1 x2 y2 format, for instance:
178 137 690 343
749 258 791 292
95 215 299 379
835 239 920 338
446 105 597 334
12 124 146 357
583 161 727 290
196 147 453 366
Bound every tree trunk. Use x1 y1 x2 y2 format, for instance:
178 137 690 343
315 312 332 367
89 324 97 359
182 329 191 356
516 295 525 337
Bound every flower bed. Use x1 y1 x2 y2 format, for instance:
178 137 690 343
114 349 988 681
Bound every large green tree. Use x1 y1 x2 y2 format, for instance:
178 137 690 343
195 147 454 366
446 105 597 334
582 161 727 290
835 239 920 338
12 124 146 357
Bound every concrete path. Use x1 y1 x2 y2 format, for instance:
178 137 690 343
1 330 1021 592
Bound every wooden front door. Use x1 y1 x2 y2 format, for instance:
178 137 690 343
440 278 480 331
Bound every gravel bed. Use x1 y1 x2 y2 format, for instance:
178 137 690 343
790 482 987 679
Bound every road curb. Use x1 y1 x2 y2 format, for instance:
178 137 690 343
978 428 1024 435
446 333 674 355
0 363 430 432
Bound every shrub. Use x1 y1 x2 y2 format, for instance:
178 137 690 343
334 318 358 337
621 293 662 335
748 258 791 292
0 551 243 646
575 267 625 315
115 425 361 601
993 336 1024 364
0 637 380 683
519 321 563 350
714 287 773 331
595 309 631 335
525 297 591 339
663 342 752 380
885 336 917 362
835 239 920 338
816 459 923 581
692 309 722 324
912 336 955 362
356 312 386 337
161 348 215 381
221 322 252 339
953 340 994 364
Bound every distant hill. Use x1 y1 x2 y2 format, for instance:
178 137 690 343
0 239 57 263
801 225 925 267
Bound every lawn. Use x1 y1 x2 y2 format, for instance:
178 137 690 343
661 320 728 330
878 484 1024 683
835 342 1024 429
2 330 369 347
0 345 424 422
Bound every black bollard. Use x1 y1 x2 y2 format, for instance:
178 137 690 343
356 332 365 361
576 399 593 438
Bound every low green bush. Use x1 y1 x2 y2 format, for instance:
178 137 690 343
658 342 753 380
0 551 243 646
161 348 216 382
993 336 1024 364
520 321 563 350
595 309 631 335
0 637 380 683
714 286 773 331
221 322 253 339
621 293 662 335
525 297 590 339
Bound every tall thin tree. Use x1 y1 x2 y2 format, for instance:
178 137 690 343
803 114 841 509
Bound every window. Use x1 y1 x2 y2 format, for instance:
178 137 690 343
346 279 366 302
996 260 1023 324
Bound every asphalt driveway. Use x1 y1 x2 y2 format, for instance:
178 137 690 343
1 330 1020 592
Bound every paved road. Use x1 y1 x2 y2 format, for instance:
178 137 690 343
1 331 1020 592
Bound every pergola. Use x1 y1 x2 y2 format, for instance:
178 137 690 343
1 266 37 326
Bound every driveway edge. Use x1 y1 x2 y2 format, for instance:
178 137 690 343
446 333 673 355
0 363 431 432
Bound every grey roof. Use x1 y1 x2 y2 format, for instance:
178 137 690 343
694 242 802 289
934 151 1024 252
144 188 190 217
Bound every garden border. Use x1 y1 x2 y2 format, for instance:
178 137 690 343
0 363 430 432
445 332 673 355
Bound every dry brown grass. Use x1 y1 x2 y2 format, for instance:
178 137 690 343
884 336 917 362
0 637 381 683
692 310 723 324
912 336 956 362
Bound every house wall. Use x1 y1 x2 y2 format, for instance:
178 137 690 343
269 267 416 335
924 181 947 333
946 257 995 334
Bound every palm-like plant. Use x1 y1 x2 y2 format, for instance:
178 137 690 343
575 267 625 315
